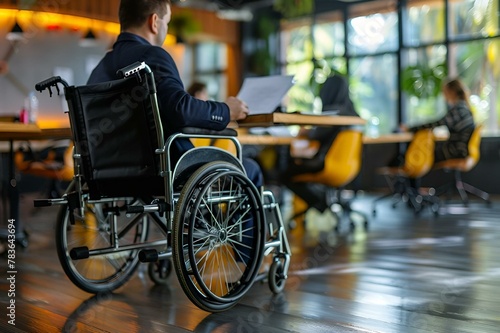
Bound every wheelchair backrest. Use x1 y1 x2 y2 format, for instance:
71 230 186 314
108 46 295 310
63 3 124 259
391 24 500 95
65 69 163 199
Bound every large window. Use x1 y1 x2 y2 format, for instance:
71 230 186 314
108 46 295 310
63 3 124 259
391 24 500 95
347 1 398 135
347 10 398 56
280 18 317 112
404 0 499 131
449 39 500 128
404 0 445 46
449 0 499 38
350 54 398 134
277 0 500 134
401 45 448 125
313 14 345 59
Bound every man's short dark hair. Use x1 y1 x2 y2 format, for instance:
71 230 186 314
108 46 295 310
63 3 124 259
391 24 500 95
119 0 171 31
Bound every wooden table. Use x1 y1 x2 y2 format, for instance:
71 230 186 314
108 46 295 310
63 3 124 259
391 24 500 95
0 123 72 141
237 134 295 145
0 122 41 140
237 112 366 127
363 132 448 144
236 131 448 146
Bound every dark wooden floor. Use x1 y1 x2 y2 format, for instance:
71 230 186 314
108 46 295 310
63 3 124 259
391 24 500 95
1 190 500 333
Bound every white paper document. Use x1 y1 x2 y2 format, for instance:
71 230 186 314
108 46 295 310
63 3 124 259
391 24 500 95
237 75 295 115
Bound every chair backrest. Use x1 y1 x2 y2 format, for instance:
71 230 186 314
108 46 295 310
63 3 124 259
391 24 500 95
465 124 482 169
293 129 364 188
403 129 435 178
65 66 163 199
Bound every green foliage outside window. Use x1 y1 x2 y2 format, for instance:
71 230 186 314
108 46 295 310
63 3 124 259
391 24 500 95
401 63 447 99
274 0 314 19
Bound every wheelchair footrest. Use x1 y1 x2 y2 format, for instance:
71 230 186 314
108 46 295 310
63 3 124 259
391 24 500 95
139 249 158 262
34 199 52 207
127 205 145 214
127 202 168 214
70 246 90 260
34 197 68 207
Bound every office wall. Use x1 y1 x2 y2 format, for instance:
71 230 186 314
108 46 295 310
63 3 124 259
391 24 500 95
0 29 110 125
0 29 192 126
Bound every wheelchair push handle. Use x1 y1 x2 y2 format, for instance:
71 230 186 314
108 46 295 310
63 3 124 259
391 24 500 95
116 61 157 94
116 61 151 78
35 76 69 97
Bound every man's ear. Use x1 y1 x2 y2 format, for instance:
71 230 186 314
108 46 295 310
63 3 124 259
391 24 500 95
149 13 159 34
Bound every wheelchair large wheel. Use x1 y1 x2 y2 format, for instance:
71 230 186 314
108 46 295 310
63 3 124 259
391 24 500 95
172 161 266 312
56 196 149 293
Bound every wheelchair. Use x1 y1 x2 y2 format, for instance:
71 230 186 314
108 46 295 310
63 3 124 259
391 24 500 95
34 62 291 312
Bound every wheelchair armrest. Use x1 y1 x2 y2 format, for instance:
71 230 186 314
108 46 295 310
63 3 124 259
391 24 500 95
180 127 237 137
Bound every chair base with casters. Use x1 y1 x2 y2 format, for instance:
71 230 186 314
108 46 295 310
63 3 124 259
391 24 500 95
433 124 490 207
32 62 291 313
434 167 490 206
289 187 368 234
372 129 440 217
371 175 440 217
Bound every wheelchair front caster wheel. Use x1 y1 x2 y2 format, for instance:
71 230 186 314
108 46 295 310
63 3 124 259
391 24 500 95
148 259 172 285
268 259 286 294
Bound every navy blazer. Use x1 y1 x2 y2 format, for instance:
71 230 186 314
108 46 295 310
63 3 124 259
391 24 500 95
87 33 230 161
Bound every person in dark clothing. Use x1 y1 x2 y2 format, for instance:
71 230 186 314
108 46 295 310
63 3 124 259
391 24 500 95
87 0 262 188
282 74 360 212
187 81 209 101
402 77 475 163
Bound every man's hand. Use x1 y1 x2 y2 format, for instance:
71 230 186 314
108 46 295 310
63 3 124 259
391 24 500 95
225 96 249 121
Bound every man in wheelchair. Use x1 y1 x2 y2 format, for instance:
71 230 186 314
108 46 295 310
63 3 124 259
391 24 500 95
32 0 290 313
87 0 262 187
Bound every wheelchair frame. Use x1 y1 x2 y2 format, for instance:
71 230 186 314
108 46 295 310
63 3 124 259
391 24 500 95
34 62 291 312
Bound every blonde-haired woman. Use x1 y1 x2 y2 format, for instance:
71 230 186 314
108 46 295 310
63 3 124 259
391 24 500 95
402 78 475 163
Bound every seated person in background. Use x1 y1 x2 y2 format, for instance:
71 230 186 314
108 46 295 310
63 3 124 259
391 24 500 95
281 74 360 212
187 81 236 153
187 81 209 101
87 0 262 188
400 77 475 164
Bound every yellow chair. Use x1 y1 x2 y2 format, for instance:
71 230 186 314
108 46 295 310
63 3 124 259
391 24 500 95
434 124 490 206
372 129 440 216
191 138 237 156
291 129 367 232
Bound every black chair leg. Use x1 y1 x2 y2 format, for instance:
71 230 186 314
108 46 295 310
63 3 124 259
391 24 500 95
461 181 490 205
438 169 490 206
